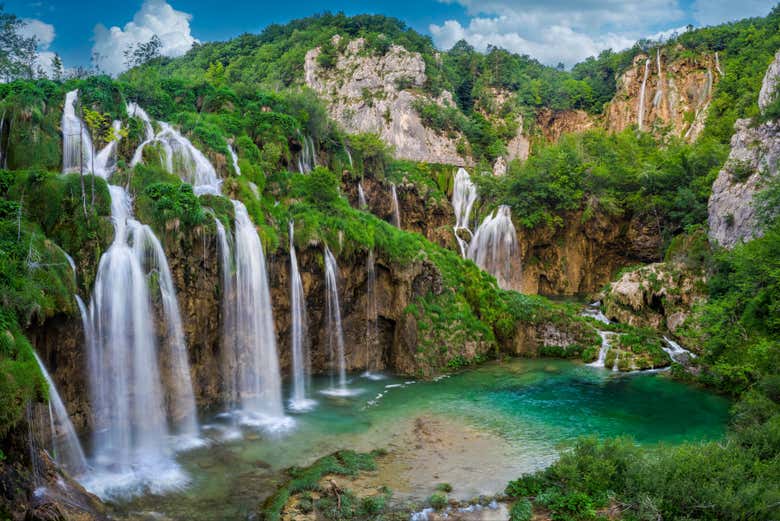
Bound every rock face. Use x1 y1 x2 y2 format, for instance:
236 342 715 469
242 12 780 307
535 108 594 143
605 48 719 141
603 262 706 332
709 51 780 249
512 210 662 296
305 36 467 166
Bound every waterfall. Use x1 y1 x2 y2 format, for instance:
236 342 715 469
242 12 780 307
230 200 287 426
715 52 723 76
32 352 87 476
467 205 518 289
288 222 314 411
662 337 697 364
580 302 610 324
321 245 353 396
214 219 238 410
588 331 616 368
652 48 664 108
452 168 478 257
62 94 197 497
358 182 368 210
362 249 384 380
390 183 401 228
297 134 316 174
128 108 220 195
62 90 95 174
345 145 353 169
228 142 241 176
637 58 651 131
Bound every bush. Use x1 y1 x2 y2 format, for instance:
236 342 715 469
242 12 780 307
510 499 533 521
429 493 448 510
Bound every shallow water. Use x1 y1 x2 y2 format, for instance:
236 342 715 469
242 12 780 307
108 359 729 520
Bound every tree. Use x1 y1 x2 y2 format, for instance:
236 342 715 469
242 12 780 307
123 35 162 69
205 61 226 87
0 6 38 81
50 53 63 81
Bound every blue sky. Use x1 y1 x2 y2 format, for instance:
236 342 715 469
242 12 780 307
8 0 778 75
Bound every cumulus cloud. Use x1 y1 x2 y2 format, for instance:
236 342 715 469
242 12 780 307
430 0 687 67
19 18 59 78
92 0 198 76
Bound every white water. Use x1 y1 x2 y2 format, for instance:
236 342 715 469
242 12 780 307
637 58 651 131
715 52 723 76
358 182 368 210
653 48 664 108
467 205 518 289
289 221 315 411
230 201 288 426
32 352 87 476
345 145 353 169
214 219 238 410
390 183 401 228
62 90 94 174
580 302 610 324
452 168 478 257
662 337 697 364
62 93 197 497
322 245 355 396
363 248 382 376
228 143 241 176
297 134 316 174
588 331 617 368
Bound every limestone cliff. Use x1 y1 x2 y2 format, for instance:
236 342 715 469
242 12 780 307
304 36 467 166
605 48 719 141
708 50 780 249
535 108 595 143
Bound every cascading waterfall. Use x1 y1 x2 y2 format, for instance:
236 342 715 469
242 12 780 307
32 352 87 476
345 145 353 169
297 134 316 174
62 90 94 174
230 201 287 426
715 51 723 76
358 182 368 210
467 206 518 289
390 183 401 228
228 142 241 176
129 101 290 427
452 168 478 257
588 331 617 368
62 93 199 496
321 245 353 396
662 337 697 364
288 222 315 411
637 58 651 131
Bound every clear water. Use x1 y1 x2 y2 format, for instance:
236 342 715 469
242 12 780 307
110 359 729 520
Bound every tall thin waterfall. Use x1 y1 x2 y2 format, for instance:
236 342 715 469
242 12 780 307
62 90 94 174
637 58 651 131
345 145 353 169
467 205 518 289
32 352 87 476
322 246 349 395
228 143 241 176
588 331 616 368
297 134 316 174
214 219 237 410
653 48 664 108
230 201 286 425
358 182 368 210
288 222 314 411
362 249 384 379
390 183 401 228
452 168 478 257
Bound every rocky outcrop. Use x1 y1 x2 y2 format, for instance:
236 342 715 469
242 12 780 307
708 50 780 249
603 263 706 332
304 36 467 166
535 108 595 143
605 48 719 141
512 210 662 296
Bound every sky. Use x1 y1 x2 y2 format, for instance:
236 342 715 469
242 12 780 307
8 0 778 75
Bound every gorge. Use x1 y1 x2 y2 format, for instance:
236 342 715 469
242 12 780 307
1 6 779 521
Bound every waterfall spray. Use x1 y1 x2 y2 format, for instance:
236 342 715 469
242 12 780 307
467 206 518 289
390 183 401 228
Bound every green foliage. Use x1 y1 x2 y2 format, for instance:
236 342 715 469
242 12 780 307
428 492 448 510
138 182 205 229
509 499 533 521
435 483 453 493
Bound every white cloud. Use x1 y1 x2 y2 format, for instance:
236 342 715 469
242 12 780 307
431 0 686 66
692 0 775 26
92 0 198 76
20 18 55 49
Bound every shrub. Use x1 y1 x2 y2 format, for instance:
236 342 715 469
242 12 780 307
510 499 533 521
428 492 448 510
